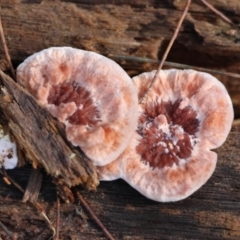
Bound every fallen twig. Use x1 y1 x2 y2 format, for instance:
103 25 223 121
0 221 17 240
232 119 240 127
200 0 234 25
140 0 191 103
110 54 240 79
0 9 16 80
54 197 60 240
75 191 115 240
139 0 236 103
0 168 24 193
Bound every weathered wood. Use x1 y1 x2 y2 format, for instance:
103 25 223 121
0 132 239 239
0 1 239 239
0 70 98 191
1 0 240 116
22 168 42 203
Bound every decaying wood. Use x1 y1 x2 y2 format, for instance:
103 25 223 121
0 70 99 191
0 132 239 239
22 169 42 203
0 1 240 239
0 0 240 116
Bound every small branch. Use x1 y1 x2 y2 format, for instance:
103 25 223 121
75 191 115 240
0 9 16 80
0 221 17 240
54 197 60 240
110 54 240 79
0 168 24 193
200 0 234 25
232 119 240 127
34 202 56 239
140 0 191 104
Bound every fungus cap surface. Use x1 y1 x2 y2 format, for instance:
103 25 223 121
16 47 138 166
98 69 233 202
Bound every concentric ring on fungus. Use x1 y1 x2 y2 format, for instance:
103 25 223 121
16 47 138 166
97 69 234 202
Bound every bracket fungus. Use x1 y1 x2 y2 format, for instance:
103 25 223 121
16 47 138 166
98 69 234 202
0 125 18 170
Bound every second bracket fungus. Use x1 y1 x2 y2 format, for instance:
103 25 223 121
16 47 138 166
98 69 234 202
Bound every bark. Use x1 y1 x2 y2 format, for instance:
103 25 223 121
0 70 98 192
0 1 240 239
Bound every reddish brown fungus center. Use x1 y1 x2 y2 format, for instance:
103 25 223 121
136 99 199 169
48 81 101 126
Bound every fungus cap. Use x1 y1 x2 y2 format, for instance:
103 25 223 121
98 69 234 202
16 47 138 166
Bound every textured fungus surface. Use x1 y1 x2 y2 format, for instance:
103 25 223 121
137 99 199 169
98 69 234 202
47 82 101 126
16 47 138 166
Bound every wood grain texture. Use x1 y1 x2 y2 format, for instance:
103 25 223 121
0 132 239 240
22 168 42 203
0 1 239 239
1 0 240 116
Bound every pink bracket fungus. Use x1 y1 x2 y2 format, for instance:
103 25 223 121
16 47 138 166
97 69 234 202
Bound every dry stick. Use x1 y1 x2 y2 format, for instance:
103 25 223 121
0 168 24 193
54 197 60 240
75 191 115 240
0 169 56 237
110 54 240 79
140 0 191 104
232 119 240 127
162 60 240 78
200 0 234 25
0 221 16 240
0 10 16 80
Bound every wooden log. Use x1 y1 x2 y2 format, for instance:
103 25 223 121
1 0 240 116
0 132 239 239
0 1 239 239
